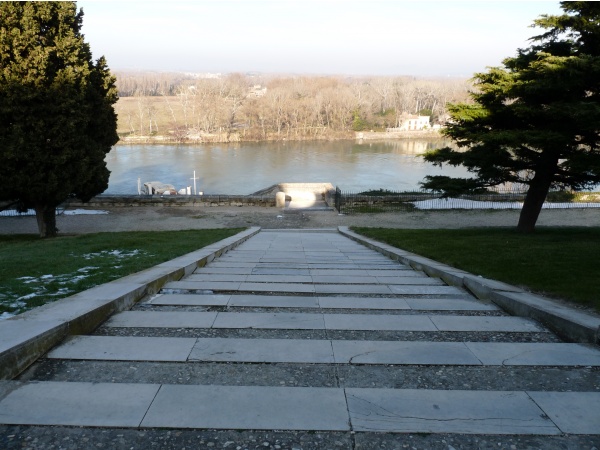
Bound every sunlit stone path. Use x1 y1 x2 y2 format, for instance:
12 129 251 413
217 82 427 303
1 229 599 448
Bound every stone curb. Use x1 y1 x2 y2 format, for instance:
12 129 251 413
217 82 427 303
0 227 261 380
338 226 600 345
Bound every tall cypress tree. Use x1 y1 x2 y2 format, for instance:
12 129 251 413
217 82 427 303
0 2 118 237
421 2 600 232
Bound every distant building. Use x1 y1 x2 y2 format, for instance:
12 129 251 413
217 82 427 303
397 115 430 131
184 72 222 79
248 85 267 98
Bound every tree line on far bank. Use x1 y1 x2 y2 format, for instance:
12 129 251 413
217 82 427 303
113 73 472 142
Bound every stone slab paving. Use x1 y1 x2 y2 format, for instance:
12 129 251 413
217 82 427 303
194 267 256 274
2 381 598 434
250 268 311 275
184 274 250 282
147 293 231 306
313 284 394 294
245 274 315 283
464 342 600 366
319 296 411 310
212 312 326 329
527 391 600 434
323 313 438 331
312 268 417 276
2 229 599 445
403 297 498 311
311 275 444 285
106 311 218 328
430 315 543 332
47 335 197 362
46 335 600 366
104 310 540 332
345 388 561 434
189 338 335 363
228 294 320 308
147 293 496 311
0 381 160 427
332 340 484 365
140 385 351 431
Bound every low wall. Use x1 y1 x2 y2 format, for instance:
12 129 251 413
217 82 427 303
65 195 277 208
65 183 337 209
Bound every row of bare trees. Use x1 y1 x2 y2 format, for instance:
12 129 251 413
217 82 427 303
114 72 473 141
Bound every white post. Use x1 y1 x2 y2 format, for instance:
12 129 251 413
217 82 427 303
191 170 199 195
137 177 141 195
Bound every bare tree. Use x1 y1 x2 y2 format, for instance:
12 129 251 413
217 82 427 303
116 73 473 140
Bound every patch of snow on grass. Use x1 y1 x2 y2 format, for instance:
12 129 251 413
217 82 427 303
2 249 150 319
16 293 39 301
82 249 145 260
0 209 109 217
62 209 109 215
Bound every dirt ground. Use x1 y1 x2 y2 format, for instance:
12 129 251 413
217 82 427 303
1 206 599 235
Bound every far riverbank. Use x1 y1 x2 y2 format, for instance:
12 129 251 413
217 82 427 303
117 130 443 145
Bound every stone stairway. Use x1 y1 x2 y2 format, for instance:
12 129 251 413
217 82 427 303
1 229 599 448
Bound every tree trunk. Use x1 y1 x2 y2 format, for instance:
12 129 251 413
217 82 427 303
35 205 58 238
517 171 554 233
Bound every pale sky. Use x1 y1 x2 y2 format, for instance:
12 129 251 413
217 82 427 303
76 0 564 77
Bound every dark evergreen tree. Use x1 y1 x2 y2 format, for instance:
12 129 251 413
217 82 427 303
421 2 600 232
0 2 118 237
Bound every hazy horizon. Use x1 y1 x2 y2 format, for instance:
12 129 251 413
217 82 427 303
77 0 564 78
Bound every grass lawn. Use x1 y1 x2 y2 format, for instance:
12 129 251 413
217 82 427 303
351 227 600 312
0 229 243 318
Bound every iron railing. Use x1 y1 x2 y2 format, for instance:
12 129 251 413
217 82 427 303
334 187 600 214
2 188 599 216
0 206 66 218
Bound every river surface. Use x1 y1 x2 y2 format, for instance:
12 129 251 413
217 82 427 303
105 139 470 195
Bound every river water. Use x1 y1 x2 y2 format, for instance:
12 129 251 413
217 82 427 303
105 139 470 195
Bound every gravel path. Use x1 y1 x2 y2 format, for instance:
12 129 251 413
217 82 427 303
1 206 599 234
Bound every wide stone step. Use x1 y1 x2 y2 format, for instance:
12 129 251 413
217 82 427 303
206 262 405 269
46 335 600 366
104 311 543 332
162 280 465 295
184 273 444 285
146 294 496 311
1 381 598 434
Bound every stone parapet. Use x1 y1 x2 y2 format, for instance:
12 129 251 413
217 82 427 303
65 195 277 208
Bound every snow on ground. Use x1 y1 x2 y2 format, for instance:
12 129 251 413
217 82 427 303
0 250 148 320
0 209 109 217
412 198 600 210
63 209 109 215
81 249 145 260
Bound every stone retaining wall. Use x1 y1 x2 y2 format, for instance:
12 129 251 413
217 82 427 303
66 182 337 209
65 195 277 208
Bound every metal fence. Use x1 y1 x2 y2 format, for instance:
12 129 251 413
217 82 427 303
3 188 600 216
334 187 600 214
0 204 67 218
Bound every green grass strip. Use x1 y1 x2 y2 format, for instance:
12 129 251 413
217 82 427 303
0 229 243 317
351 227 600 312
